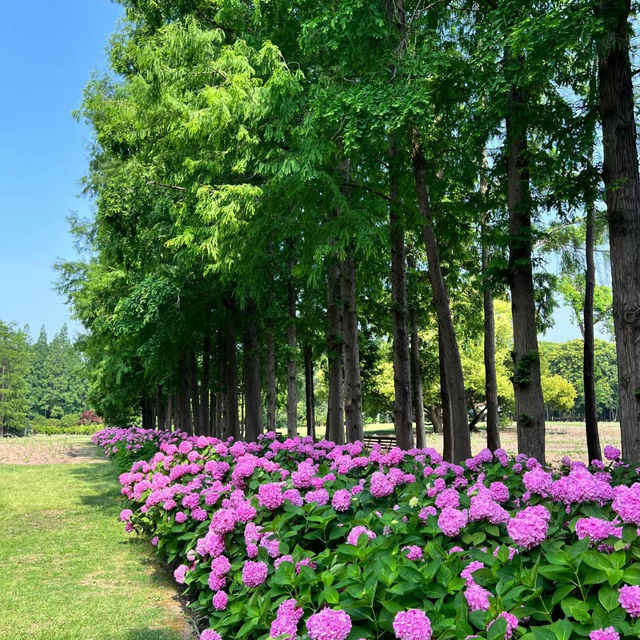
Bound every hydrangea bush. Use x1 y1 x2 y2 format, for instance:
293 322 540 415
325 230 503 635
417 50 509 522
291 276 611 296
93 428 640 640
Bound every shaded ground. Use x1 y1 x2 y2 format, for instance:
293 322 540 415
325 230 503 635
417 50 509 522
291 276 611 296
0 437 195 640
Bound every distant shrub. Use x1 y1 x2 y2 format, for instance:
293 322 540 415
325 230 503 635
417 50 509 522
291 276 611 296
31 412 102 435
78 410 103 426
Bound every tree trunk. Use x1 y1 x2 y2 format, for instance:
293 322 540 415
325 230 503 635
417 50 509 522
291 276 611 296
286 254 298 438
165 395 173 431
243 301 263 442
200 328 211 436
223 322 239 440
482 243 501 453
412 129 471 463
430 405 443 434
439 331 454 461
597 0 640 461
141 395 154 430
177 355 193 435
326 257 345 444
409 305 426 448
304 345 316 439
265 325 277 432
215 390 223 438
389 134 414 450
584 198 602 461
505 73 546 463
155 385 166 430
341 254 364 442
189 349 201 435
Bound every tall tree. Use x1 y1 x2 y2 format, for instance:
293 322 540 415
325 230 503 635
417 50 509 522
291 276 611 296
596 0 640 461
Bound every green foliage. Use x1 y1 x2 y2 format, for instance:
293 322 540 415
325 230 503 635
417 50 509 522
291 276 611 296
0 320 30 435
28 325 89 419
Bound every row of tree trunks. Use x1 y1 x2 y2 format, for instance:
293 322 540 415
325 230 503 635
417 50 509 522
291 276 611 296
596 0 640 462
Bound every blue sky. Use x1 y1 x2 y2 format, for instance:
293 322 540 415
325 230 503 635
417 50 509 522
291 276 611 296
0 1 603 345
0 0 122 341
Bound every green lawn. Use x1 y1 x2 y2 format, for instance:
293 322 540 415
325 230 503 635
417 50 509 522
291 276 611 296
0 441 194 640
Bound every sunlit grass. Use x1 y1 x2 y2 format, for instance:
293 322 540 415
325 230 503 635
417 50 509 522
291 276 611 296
0 452 194 640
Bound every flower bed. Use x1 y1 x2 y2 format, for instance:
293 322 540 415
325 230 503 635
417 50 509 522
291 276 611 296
93 427 640 640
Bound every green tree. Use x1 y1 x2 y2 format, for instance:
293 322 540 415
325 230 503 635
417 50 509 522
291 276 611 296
0 321 30 436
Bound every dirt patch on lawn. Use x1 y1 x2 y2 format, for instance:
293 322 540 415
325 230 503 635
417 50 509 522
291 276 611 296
0 436 105 465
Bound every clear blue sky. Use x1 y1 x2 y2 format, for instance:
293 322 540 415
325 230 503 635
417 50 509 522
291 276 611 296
0 1 601 345
0 0 122 341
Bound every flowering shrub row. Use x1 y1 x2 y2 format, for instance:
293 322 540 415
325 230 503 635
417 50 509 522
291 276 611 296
93 427 640 640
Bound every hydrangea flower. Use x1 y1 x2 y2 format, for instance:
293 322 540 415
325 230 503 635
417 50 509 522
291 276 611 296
438 507 468 536
392 609 432 640
212 590 228 611
604 445 621 461
306 608 352 640
464 583 491 611
619 584 640 617
507 506 549 549
347 525 376 546
487 612 518 639
200 630 221 640
241 560 268 588
589 627 620 640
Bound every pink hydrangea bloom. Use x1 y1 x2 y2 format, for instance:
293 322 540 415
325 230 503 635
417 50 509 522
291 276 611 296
270 598 304 639
488 612 518 639
604 445 621 461
173 564 188 585
212 590 228 610
258 483 284 510
242 560 268 588
332 489 352 512
347 525 376 546
589 627 620 640
464 583 491 611
619 584 640 617
200 631 221 640
120 509 133 522
306 608 352 640
576 517 623 543
460 561 484 585
392 609 432 640
403 545 423 561
507 506 549 549
438 507 468 536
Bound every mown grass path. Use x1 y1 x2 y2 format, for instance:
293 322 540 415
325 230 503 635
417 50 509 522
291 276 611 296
0 437 194 640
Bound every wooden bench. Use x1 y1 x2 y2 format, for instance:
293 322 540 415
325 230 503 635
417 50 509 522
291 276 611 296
362 434 396 451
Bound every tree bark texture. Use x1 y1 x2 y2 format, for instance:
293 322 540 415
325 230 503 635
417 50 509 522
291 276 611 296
243 301 263 442
200 328 211 436
304 345 316 439
505 76 546 463
177 355 193 435
286 254 298 438
223 321 239 439
265 325 277 432
597 0 640 461
412 129 471 463
341 253 364 443
409 306 426 448
389 134 414 450
584 200 601 461
439 330 453 462
326 257 345 444
189 349 201 435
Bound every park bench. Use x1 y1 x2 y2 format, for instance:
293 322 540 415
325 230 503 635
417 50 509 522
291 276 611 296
362 433 396 451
